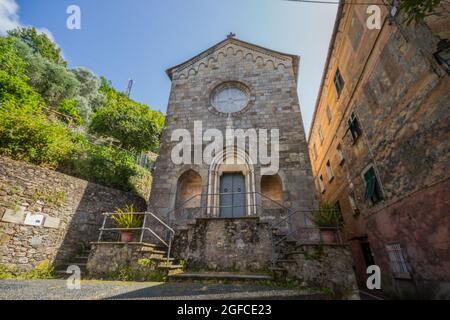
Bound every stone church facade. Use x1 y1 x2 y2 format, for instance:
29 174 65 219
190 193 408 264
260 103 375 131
148 35 317 231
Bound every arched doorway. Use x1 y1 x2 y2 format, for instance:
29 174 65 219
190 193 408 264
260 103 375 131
207 148 256 217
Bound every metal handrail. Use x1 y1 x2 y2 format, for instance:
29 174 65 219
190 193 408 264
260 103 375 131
167 191 293 222
98 211 175 265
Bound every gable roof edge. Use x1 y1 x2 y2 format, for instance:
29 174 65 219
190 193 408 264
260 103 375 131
166 37 300 83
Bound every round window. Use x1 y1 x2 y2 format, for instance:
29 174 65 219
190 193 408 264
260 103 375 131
211 82 250 113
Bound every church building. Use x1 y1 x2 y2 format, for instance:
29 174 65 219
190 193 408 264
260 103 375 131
148 34 317 234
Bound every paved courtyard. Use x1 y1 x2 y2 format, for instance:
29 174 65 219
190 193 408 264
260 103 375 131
0 279 328 300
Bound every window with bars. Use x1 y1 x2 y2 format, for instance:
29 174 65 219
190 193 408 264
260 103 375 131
348 112 362 143
334 68 345 97
364 166 383 204
386 243 410 276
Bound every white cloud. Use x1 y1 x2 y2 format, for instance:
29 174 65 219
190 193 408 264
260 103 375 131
0 0 20 34
0 0 55 42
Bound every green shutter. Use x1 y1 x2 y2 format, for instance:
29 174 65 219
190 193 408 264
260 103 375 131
365 176 376 200
364 168 377 200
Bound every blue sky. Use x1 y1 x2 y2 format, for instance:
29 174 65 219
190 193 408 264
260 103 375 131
3 0 338 133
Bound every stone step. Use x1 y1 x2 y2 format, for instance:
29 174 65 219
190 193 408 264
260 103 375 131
71 256 89 263
157 264 184 270
139 244 159 252
276 259 296 263
168 272 273 283
269 267 285 272
63 262 87 268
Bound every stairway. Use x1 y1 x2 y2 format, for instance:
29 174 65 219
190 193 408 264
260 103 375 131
139 244 184 275
55 245 91 278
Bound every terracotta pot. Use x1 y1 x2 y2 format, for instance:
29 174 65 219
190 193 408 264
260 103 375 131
320 229 336 244
120 231 135 243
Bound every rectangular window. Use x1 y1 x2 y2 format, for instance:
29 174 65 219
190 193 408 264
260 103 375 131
386 243 410 276
326 105 332 123
348 112 362 143
319 126 324 145
334 68 345 97
319 175 325 193
337 144 345 164
326 160 334 181
364 166 383 204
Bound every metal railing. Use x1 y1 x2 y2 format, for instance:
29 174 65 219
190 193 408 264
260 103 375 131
164 192 343 267
166 191 292 223
98 211 175 264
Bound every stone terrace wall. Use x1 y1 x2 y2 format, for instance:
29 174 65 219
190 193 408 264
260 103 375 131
0 156 146 270
172 217 272 273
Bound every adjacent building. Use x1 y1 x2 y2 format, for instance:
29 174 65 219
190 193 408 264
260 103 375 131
308 1 450 298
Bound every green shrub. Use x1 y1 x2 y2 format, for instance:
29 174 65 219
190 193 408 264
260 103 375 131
0 70 43 111
0 264 17 279
58 99 83 125
0 261 55 280
24 260 55 279
62 139 145 193
0 108 75 166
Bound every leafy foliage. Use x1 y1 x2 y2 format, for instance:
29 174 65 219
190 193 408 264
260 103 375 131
62 138 146 193
311 204 343 228
0 37 27 79
90 78 164 153
111 204 143 229
24 52 80 108
58 99 84 125
0 261 55 280
400 0 442 25
71 67 106 121
0 70 43 111
0 28 163 197
0 107 76 166
8 27 66 66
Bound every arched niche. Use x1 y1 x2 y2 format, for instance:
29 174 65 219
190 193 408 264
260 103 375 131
176 169 202 208
261 174 283 208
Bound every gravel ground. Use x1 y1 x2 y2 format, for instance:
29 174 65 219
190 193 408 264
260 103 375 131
0 279 324 300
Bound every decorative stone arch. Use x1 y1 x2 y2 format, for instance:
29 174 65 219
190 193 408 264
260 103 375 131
260 174 284 208
206 147 257 217
175 169 202 209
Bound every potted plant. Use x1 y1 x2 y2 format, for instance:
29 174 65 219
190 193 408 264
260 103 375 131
111 205 143 242
311 204 343 244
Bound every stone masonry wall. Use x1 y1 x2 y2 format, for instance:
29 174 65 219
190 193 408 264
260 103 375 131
172 217 272 272
279 244 359 299
0 156 146 270
308 2 450 298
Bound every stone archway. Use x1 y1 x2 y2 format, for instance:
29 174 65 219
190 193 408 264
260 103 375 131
206 148 256 217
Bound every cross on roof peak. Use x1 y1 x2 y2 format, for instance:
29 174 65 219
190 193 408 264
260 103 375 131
227 32 236 39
